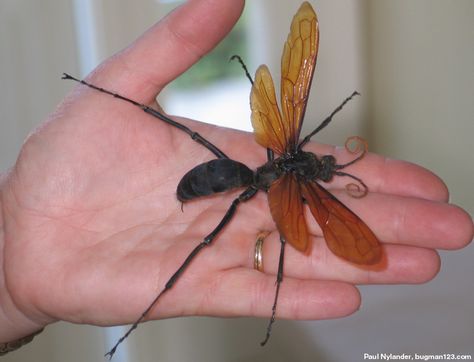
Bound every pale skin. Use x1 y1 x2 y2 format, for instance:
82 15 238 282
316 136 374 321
1 0 472 345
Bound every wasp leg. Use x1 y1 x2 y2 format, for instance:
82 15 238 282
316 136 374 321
298 91 360 150
267 148 274 162
260 235 286 346
229 55 254 85
105 186 258 359
228 57 275 163
62 73 228 159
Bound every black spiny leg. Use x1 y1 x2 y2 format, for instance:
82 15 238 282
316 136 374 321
230 55 254 85
297 91 360 151
267 148 274 162
61 73 228 159
229 56 274 163
260 235 286 346
105 186 258 359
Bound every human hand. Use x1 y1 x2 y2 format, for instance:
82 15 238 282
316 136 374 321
1 0 472 346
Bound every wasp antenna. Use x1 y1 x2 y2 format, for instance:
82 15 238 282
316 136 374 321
335 136 368 170
335 171 369 198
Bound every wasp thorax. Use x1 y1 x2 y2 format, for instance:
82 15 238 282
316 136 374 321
255 161 281 191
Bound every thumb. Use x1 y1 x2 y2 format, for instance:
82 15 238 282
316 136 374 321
86 0 245 104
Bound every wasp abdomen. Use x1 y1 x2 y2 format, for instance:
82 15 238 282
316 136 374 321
177 159 254 202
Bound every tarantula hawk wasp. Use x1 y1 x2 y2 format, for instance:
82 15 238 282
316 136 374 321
63 1 382 358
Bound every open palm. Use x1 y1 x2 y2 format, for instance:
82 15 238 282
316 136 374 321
1 0 472 345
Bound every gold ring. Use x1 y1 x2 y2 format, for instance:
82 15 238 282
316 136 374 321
254 231 270 272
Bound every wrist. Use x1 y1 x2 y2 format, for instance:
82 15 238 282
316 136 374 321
0 328 44 355
0 284 47 343
0 173 47 342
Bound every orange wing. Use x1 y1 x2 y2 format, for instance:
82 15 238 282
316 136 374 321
281 2 319 151
268 173 310 253
251 2 318 155
250 65 288 155
300 181 382 265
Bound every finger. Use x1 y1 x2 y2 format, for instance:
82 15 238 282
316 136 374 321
312 190 473 250
236 190 472 254
87 0 245 103
305 142 449 202
244 233 441 285
238 195 471 281
158 268 361 320
288 243 441 285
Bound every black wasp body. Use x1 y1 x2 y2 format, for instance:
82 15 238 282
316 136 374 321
177 151 339 202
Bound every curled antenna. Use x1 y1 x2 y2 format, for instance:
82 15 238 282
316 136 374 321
337 136 368 168
337 172 369 198
335 136 369 198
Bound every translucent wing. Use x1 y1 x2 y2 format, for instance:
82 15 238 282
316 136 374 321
300 181 382 265
250 65 288 155
268 173 310 253
281 1 319 151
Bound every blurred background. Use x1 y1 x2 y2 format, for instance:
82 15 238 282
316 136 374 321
1 0 473 361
